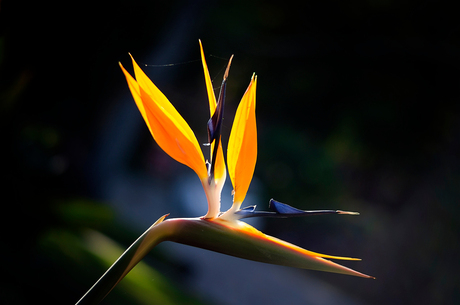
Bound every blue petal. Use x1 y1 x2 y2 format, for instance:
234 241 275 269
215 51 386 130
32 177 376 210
235 199 358 219
206 59 231 180
269 199 344 216
207 57 232 145
269 199 306 214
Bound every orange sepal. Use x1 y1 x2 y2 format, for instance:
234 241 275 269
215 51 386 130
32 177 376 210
120 58 208 180
227 74 258 206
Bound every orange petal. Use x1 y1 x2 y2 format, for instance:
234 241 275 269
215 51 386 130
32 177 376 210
199 40 217 114
199 40 226 183
120 59 207 180
227 74 257 206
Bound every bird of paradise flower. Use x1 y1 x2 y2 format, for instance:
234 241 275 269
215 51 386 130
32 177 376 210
76 41 373 305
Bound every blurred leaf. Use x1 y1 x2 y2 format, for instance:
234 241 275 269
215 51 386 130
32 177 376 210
40 228 206 305
54 198 115 229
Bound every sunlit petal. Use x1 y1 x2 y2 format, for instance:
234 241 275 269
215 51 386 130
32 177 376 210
120 59 208 180
199 40 217 115
199 40 226 183
227 74 257 207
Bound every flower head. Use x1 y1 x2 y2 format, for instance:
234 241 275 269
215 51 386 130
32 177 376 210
120 41 258 220
78 40 373 305
118 40 373 276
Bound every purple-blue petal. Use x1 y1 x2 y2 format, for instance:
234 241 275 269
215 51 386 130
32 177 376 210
235 199 348 219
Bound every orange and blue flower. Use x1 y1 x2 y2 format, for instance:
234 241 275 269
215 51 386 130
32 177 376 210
77 41 373 305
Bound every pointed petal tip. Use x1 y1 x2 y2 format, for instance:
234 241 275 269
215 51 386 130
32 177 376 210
128 53 136 63
199 40 204 52
345 257 362 261
223 55 234 80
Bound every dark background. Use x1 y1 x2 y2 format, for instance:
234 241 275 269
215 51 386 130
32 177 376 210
2 0 459 304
